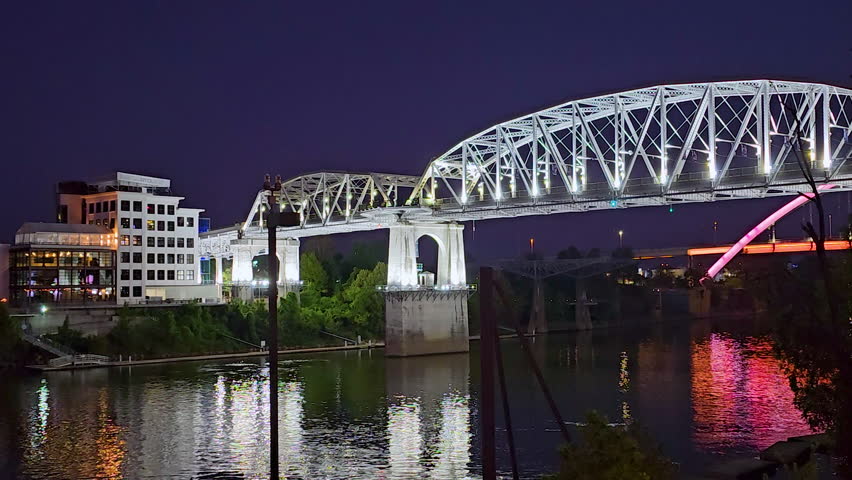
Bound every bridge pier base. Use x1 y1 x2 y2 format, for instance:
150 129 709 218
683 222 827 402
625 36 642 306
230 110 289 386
384 290 469 357
528 278 547 334
575 278 592 330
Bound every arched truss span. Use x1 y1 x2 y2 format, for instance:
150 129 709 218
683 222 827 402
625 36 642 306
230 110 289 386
408 80 852 220
703 183 836 281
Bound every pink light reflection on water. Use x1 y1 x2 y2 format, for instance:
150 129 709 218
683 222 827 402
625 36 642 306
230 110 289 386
690 333 814 454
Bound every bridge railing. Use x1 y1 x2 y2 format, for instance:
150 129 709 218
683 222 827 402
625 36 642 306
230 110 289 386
47 354 110 368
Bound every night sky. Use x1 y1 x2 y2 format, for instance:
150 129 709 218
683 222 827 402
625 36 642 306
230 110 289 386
2 1 851 260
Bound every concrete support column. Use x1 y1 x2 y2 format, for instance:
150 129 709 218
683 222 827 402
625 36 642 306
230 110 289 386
231 244 258 283
387 222 466 288
387 224 418 288
575 278 592 330
528 277 547 334
436 223 466 287
214 256 224 285
384 221 469 357
277 237 300 294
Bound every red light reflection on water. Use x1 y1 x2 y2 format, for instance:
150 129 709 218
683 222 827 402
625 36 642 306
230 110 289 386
691 334 813 453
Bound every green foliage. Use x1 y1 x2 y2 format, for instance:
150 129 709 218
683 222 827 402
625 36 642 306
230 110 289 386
0 304 25 364
27 241 390 361
545 411 676 480
342 262 387 335
301 252 330 295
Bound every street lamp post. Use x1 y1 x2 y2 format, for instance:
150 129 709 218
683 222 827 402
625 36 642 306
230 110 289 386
264 174 282 480
713 221 718 245
618 230 623 249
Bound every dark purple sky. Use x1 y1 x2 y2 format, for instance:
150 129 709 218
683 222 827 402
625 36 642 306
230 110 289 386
2 0 851 258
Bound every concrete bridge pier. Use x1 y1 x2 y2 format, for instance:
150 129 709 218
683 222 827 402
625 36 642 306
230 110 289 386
384 222 469 357
528 278 547 334
575 278 593 330
230 237 301 300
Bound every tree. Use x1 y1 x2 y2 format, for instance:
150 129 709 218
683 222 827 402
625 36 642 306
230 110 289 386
557 246 582 259
545 411 676 480
301 252 330 295
342 262 387 336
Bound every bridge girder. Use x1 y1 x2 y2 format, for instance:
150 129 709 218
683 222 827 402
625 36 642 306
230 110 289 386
408 80 852 221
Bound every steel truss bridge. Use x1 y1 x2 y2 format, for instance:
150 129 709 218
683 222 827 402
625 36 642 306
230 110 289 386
202 80 852 256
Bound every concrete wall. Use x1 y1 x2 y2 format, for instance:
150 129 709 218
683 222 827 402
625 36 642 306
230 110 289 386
385 292 469 357
26 307 121 336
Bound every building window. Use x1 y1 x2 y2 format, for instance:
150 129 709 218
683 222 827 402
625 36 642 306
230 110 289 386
157 204 165 215
177 254 184 264
187 217 195 227
186 270 194 281
133 218 142 229
157 237 165 248
167 221 175 231
133 286 142 297
120 286 130 297
147 253 155 263
95 219 101 226
109 218 116 229
110 200 116 211
133 252 142 263
133 269 142 280
95 202 102 213
120 200 130 211
187 238 194 248
157 253 165 264
177 270 185 281
157 270 165 280
167 270 175 280
120 252 130 263
168 205 175 215
147 270 155 280
147 237 155 247
120 235 130 246
133 201 142 212
157 221 165 231
121 218 130 229
187 254 194 264
133 235 142 246
147 220 155 231
167 254 175 264
167 237 175 248
120 269 130 280
177 238 185 248
177 217 185 227
147 204 155 214
89 203 95 214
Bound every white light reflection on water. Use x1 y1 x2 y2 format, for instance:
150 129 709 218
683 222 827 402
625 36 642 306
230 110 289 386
431 392 472 480
387 396 424 479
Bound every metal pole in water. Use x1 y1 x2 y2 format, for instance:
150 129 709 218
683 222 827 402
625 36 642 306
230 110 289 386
479 267 497 480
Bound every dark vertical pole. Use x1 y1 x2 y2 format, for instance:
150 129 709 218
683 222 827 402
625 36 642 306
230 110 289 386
265 176 279 480
494 333 519 480
479 267 497 480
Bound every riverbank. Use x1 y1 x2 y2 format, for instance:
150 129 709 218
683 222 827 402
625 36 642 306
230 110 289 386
27 340 386 371
29 330 549 372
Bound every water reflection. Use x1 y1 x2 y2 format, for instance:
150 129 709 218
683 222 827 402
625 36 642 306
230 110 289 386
690 333 813 453
385 353 473 479
1 319 821 479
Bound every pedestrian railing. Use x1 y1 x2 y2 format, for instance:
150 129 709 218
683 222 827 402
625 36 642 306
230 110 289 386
47 354 110 368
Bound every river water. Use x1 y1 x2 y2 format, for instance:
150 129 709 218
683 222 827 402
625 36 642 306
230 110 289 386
0 316 815 479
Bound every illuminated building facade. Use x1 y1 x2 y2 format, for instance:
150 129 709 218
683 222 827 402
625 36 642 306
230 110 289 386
8 223 117 306
55 172 216 304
